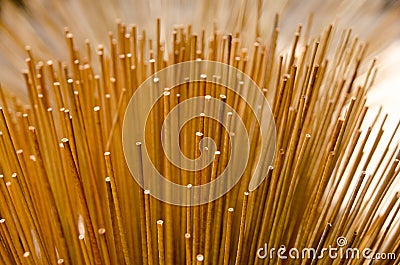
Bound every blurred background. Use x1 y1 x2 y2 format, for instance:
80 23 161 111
0 0 399 115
